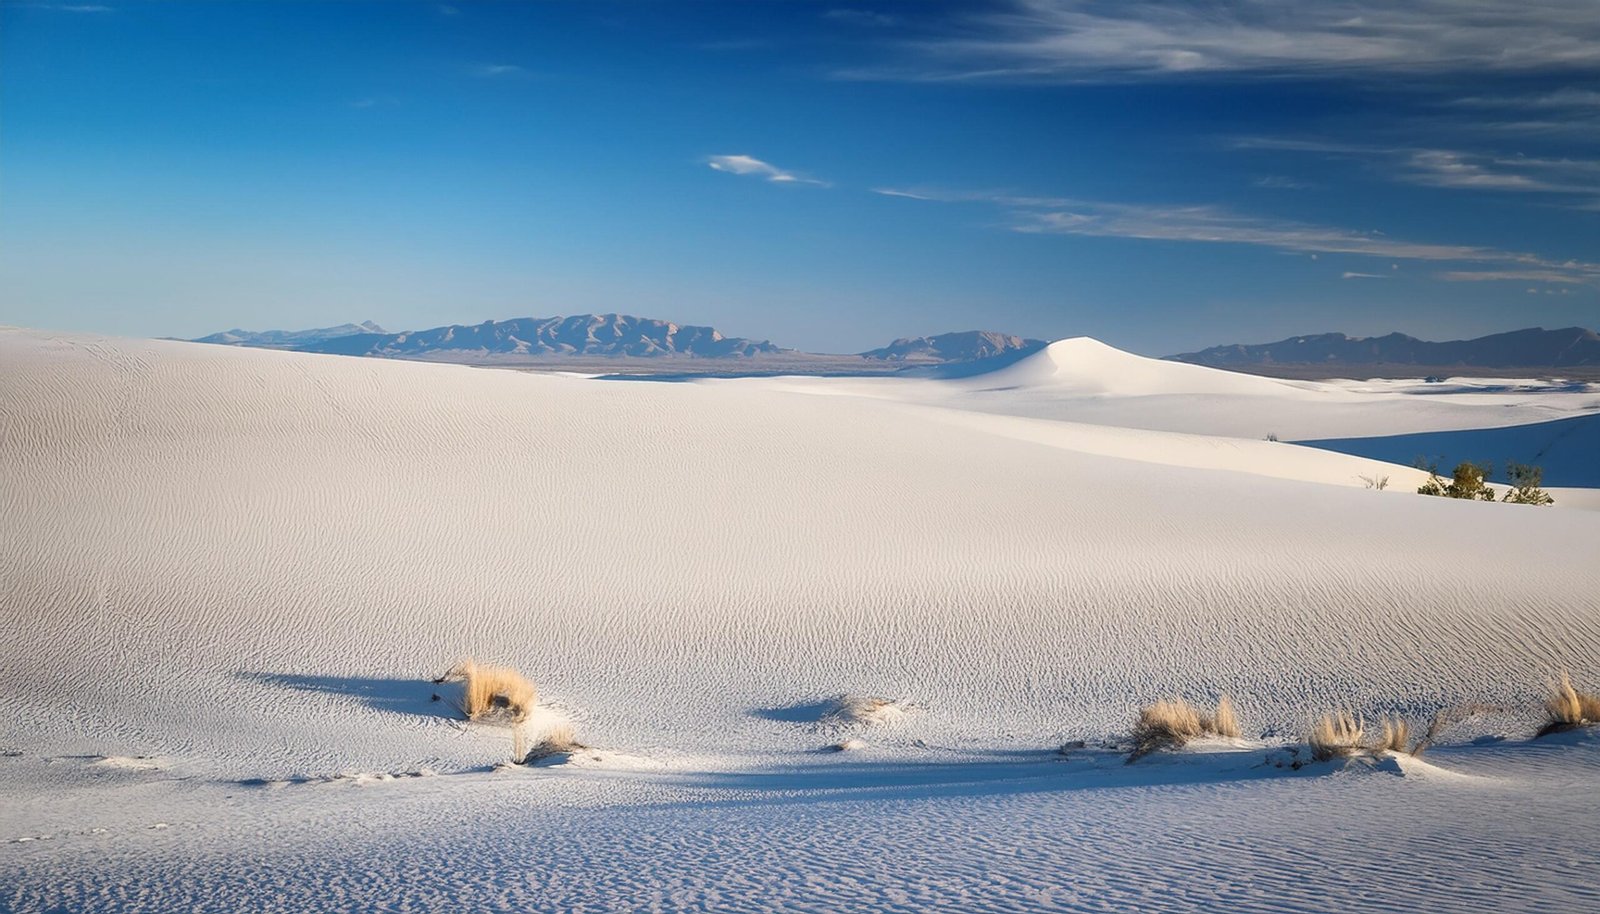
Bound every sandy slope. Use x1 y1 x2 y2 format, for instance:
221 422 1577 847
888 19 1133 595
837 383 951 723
3 328 1600 912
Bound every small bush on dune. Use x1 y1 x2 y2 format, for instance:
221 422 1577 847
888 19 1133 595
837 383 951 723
1502 462 1555 506
1540 673 1600 737
433 659 538 723
1128 696 1241 761
1417 461 1496 500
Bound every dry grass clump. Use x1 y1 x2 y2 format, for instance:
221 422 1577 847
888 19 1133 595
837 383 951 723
1540 673 1600 737
1373 716 1412 754
1208 695 1240 739
521 719 587 763
433 659 537 723
1128 696 1242 761
1309 710 1366 761
826 695 911 727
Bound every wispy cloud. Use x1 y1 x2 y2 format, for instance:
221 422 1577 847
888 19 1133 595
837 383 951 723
1451 87 1600 110
840 1 1600 81
707 154 828 186
1341 271 1387 279
1254 176 1313 190
1234 137 1598 197
1437 269 1592 284
473 64 525 78
41 3 113 10
825 9 900 28
877 186 1600 285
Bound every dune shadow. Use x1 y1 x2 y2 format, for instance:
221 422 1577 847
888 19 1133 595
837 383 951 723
240 672 459 720
751 701 838 724
639 748 1329 811
1299 411 1600 487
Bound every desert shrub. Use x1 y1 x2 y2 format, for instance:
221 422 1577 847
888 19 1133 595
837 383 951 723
1309 711 1366 761
1502 462 1554 506
1417 461 1496 500
1359 474 1390 491
1540 673 1600 737
1128 696 1241 761
433 659 537 723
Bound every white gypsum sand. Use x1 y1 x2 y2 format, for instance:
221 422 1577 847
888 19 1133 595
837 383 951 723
3 327 1599 913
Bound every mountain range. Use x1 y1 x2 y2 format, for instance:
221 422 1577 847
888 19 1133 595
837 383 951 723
1171 327 1600 370
192 321 387 348
189 316 1600 375
192 315 1046 365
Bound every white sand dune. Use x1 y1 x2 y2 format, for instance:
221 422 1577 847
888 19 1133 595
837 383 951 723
3 327 1599 912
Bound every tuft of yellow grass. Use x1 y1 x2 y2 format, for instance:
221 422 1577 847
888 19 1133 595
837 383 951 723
1541 673 1600 736
1374 716 1412 754
1209 694 1241 739
522 719 586 763
1309 710 1366 761
436 659 538 723
1128 696 1241 761
827 695 911 727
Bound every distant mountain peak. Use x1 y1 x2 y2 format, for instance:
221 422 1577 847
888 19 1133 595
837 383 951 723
192 321 387 348
860 330 1047 363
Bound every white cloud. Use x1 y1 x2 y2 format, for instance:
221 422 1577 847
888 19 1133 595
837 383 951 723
1341 271 1386 279
707 155 827 186
473 64 525 77
841 1 1600 81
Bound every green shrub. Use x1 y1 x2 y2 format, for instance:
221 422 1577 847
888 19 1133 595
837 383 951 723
1417 461 1496 500
1502 462 1554 506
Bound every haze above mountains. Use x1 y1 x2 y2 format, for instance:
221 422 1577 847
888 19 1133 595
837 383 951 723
190 314 1600 376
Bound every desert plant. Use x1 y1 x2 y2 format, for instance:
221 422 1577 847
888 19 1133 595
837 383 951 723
1417 461 1496 500
1502 462 1554 506
1128 696 1241 761
824 695 911 727
1308 710 1366 761
521 720 587 763
1209 694 1241 738
1539 673 1600 737
433 659 538 723
1373 716 1412 754
1359 474 1390 491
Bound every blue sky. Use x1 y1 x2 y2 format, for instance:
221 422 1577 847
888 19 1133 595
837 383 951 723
2 0 1598 355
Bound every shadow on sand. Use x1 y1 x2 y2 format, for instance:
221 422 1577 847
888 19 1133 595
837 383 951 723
240 672 460 720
